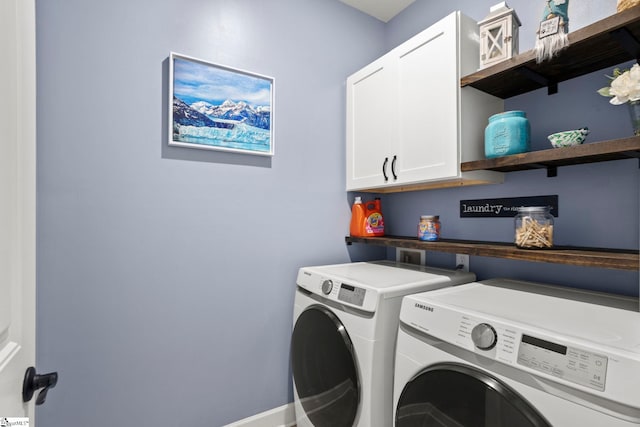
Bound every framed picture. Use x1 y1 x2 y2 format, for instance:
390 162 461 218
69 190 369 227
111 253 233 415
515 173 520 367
169 52 274 156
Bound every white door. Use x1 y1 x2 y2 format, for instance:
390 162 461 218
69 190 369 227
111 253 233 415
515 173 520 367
0 0 37 419
345 56 395 191
394 12 460 185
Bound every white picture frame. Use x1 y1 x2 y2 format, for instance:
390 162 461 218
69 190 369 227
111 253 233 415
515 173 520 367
169 52 275 156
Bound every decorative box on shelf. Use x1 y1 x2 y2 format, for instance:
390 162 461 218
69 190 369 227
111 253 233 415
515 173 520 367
478 2 521 69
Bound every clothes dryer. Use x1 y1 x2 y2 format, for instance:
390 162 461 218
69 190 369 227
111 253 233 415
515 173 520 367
393 278 640 427
291 261 475 427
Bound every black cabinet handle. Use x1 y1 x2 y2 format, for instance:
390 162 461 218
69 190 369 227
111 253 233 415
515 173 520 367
382 157 389 181
391 155 398 180
23 366 58 405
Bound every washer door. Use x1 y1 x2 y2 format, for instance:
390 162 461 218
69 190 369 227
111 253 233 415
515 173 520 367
396 362 551 427
291 305 359 427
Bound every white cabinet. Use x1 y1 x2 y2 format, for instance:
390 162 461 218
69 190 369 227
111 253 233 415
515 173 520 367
346 11 505 193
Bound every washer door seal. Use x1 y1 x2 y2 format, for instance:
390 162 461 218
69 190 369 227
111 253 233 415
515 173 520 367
291 305 360 427
396 362 551 427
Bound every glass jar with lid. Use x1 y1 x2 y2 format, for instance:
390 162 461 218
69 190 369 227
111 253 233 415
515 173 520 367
514 206 554 249
485 110 531 158
418 215 440 241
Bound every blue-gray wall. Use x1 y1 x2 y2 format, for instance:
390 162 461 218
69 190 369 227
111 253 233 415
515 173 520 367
35 0 638 426
36 1 385 425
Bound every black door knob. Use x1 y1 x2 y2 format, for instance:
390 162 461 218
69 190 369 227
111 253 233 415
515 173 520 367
22 366 58 405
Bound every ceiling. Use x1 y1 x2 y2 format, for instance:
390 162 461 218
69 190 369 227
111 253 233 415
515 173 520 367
338 0 416 22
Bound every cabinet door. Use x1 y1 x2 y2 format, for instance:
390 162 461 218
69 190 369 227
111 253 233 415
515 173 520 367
393 12 460 185
346 57 395 191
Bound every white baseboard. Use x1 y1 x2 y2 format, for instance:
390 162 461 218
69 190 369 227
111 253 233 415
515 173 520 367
223 402 296 427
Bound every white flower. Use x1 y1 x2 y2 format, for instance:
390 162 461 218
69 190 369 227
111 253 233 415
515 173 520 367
598 64 640 105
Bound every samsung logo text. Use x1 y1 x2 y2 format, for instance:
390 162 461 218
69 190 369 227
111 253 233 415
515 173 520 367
414 303 434 312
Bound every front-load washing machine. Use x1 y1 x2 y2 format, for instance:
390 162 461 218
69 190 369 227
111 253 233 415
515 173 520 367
393 278 640 427
290 260 476 427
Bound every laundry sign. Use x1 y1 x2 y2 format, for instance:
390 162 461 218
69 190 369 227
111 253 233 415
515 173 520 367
460 195 558 218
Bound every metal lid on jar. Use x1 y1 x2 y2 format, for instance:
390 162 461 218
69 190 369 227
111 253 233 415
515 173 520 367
488 110 527 121
517 206 551 213
420 215 439 220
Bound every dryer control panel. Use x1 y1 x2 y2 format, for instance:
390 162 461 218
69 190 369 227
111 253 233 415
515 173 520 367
296 268 377 313
516 333 608 391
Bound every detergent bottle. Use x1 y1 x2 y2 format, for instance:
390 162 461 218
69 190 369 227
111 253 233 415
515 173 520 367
349 196 366 237
364 198 384 236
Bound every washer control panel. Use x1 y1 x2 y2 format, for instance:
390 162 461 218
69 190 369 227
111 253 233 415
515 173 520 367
337 283 366 307
516 334 608 391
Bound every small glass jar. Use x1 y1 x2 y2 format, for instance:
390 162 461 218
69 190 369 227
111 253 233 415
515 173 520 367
485 111 531 158
418 215 440 241
514 207 554 249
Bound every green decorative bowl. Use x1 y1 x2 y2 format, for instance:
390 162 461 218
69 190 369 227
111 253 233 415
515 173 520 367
547 127 590 148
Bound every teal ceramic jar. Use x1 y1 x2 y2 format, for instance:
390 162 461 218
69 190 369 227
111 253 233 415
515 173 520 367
484 111 531 158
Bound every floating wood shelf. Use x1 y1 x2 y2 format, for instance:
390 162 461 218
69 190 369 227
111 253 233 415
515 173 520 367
461 7 640 98
461 136 640 174
345 235 639 271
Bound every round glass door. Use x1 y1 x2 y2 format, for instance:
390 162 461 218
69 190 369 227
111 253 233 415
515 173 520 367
291 305 359 427
396 362 551 427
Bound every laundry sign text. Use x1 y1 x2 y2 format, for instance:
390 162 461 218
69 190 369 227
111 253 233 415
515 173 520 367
460 195 558 218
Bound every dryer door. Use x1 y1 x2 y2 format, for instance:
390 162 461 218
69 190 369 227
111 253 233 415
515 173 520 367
396 362 551 427
291 305 359 427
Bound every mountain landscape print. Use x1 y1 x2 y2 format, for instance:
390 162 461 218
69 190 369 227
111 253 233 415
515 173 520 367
169 52 274 155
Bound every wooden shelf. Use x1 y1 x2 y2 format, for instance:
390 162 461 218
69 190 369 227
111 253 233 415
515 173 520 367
345 235 639 271
461 6 640 98
461 136 640 174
